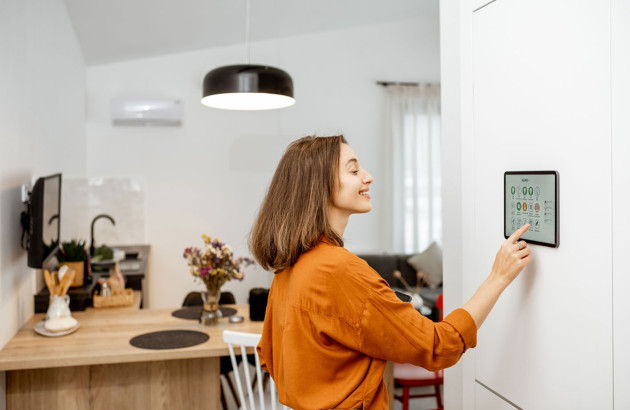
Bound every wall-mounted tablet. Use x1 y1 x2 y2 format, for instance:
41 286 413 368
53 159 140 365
504 171 559 248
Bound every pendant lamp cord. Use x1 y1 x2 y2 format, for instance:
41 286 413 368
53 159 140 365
245 0 251 65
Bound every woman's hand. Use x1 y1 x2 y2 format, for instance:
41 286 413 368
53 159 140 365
489 224 532 288
462 224 532 329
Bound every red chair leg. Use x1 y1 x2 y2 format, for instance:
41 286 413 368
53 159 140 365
435 382 443 409
402 385 410 410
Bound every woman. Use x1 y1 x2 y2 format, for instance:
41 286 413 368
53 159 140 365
250 135 531 410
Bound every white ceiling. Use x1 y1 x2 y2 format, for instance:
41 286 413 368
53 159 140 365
63 0 438 66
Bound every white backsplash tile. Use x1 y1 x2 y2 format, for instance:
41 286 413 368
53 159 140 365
61 177 145 247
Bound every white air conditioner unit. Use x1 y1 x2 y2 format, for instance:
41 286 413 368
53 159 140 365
111 98 183 126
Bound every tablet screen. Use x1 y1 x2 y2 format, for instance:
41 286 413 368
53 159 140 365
504 171 559 247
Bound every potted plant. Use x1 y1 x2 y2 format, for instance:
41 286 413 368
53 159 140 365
56 239 88 288
183 234 253 324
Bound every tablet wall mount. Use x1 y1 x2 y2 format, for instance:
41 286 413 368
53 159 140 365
504 171 559 248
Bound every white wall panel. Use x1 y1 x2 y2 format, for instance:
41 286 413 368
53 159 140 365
440 1 470 409
471 1 612 408
440 1 478 409
612 0 630 407
475 381 519 410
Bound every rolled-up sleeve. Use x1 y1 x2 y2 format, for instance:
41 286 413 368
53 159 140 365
442 308 477 352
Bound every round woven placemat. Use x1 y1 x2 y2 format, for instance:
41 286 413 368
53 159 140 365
129 330 209 350
171 306 238 320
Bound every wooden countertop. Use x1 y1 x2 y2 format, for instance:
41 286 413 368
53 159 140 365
0 304 263 372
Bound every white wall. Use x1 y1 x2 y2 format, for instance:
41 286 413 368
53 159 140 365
439 0 474 408
442 0 630 408
85 17 440 308
0 0 86 407
611 0 630 407
472 1 612 408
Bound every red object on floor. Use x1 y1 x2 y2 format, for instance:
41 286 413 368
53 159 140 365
436 293 443 321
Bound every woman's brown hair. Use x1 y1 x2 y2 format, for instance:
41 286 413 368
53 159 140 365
249 135 347 272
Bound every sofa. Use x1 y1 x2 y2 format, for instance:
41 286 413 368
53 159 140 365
357 251 443 322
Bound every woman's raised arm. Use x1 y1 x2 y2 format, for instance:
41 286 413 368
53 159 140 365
462 224 531 329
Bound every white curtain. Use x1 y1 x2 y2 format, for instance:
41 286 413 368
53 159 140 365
384 84 441 254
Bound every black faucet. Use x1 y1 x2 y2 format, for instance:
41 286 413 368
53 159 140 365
90 214 116 256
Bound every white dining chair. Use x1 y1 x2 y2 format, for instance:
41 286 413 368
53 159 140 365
222 330 290 410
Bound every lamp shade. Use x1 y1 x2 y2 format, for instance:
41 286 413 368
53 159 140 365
201 64 295 110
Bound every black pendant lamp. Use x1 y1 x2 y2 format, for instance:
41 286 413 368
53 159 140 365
201 1 295 110
202 64 294 110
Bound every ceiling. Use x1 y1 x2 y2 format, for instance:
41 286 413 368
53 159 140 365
63 0 438 66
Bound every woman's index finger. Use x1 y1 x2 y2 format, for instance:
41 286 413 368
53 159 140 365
509 224 530 242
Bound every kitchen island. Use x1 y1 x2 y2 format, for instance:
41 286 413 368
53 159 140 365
0 305 261 409
0 304 395 409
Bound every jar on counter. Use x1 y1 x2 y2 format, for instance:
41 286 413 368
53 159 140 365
100 281 111 296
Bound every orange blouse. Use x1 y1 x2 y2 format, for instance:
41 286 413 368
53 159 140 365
257 239 477 410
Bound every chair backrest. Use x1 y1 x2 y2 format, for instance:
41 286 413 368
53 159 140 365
219 291 236 304
182 291 236 307
223 330 289 410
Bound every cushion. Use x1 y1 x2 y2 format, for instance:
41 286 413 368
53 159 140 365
407 242 443 289
394 362 443 380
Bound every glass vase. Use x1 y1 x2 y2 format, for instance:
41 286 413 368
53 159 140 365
199 287 222 325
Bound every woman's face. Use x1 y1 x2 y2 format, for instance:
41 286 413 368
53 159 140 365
330 143 374 217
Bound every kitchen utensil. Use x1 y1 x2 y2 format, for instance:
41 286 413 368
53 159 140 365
52 271 59 294
58 265 68 281
44 270 54 295
60 269 75 297
57 271 69 296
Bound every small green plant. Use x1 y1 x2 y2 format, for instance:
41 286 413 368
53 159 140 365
92 244 113 261
56 239 88 262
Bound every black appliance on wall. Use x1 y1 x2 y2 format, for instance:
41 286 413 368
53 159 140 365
21 173 62 268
